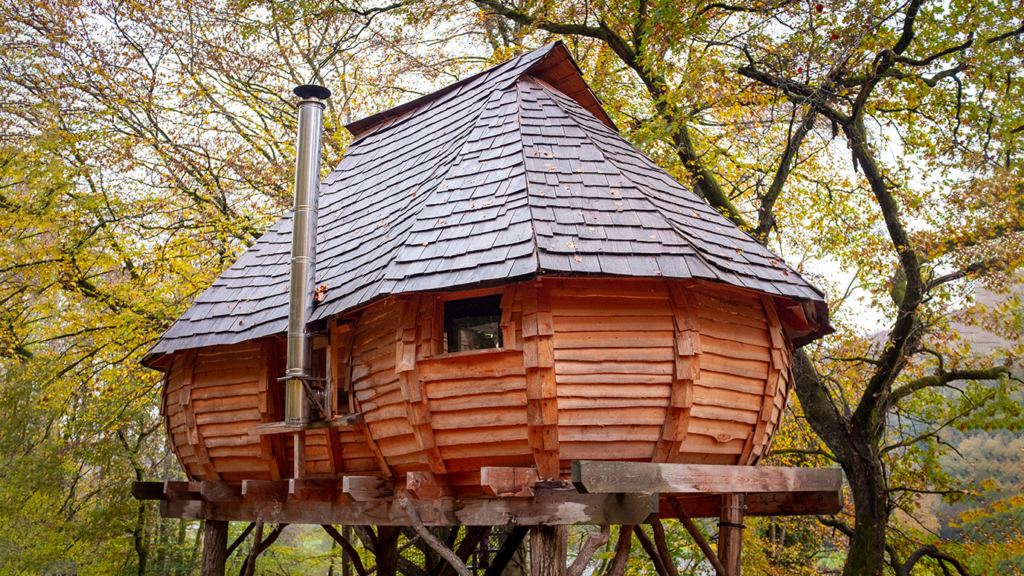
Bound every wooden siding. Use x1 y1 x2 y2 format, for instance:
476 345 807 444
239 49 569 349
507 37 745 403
160 277 795 484
352 299 426 475
550 279 674 467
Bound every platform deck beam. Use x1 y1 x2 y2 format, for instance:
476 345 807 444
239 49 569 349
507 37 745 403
572 461 842 495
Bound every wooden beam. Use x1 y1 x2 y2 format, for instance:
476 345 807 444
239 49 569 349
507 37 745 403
654 281 698 462
572 461 842 494
342 476 394 501
406 471 452 500
659 490 842 518
258 338 286 480
135 481 840 518
248 413 364 436
201 481 243 503
290 479 337 502
133 482 167 501
159 491 659 526
481 467 539 498
242 480 289 502
164 481 203 501
396 294 447 475
522 281 560 479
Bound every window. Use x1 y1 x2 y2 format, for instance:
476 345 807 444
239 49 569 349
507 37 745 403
444 294 504 353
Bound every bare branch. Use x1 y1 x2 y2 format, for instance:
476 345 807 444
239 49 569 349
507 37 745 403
567 525 609 576
398 498 472 576
323 525 369 576
900 545 970 576
926 260 1002 290
890 366 1010 405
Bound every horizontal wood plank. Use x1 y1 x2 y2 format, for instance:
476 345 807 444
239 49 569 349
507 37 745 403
571 461 842 494
159 491 659 526
248 414 364 436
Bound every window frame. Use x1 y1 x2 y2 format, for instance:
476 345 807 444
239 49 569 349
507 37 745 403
431 287 508 358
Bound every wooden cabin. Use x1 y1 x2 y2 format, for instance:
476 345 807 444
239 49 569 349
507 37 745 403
144 42 832 499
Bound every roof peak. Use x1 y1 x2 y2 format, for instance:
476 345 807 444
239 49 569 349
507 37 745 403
345 41 616 139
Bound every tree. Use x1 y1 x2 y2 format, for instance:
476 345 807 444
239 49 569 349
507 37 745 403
0 0 479 571
441 0 1024 573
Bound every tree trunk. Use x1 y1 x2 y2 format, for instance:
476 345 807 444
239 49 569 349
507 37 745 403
792 351 889 576
200 520 229 576
843 455 889 576
530 526 567 576
376 527 401 576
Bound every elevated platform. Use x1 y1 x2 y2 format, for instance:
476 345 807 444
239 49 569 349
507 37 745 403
133 461 842 526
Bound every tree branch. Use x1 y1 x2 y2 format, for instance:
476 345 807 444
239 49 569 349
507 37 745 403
398 498 472 576
323 525 369 576
605 526 634 576
632 526 670 576
890 366 1010 405
754 106 817 244
900 545 969 576
926 260 1002 290
895 33 973 66
667 498 725 576
567 526 609 576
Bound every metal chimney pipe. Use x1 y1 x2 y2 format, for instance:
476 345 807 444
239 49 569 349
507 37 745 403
285 84 330 427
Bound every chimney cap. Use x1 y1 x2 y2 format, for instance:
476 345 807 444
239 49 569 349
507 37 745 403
294 84 331 100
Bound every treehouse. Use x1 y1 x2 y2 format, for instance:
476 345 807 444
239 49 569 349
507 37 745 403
137 41 839 576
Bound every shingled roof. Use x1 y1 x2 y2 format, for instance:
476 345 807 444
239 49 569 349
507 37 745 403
146 42 830 363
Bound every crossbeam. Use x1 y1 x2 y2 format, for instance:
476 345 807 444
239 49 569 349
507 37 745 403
133 479 841 524
155 491 660 526
571 461 842 494
248 413 363 436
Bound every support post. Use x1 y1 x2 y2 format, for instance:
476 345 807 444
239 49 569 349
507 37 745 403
530 525 567 576
376 527 400 576
718 494 745 576
200 520 228 576
294 430 306 478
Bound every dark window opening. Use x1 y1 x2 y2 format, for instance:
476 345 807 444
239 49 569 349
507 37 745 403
444 294 504 353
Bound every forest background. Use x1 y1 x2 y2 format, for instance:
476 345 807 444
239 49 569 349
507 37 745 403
0 0 1022 574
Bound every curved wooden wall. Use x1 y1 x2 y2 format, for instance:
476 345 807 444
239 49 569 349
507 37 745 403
161 277 795 482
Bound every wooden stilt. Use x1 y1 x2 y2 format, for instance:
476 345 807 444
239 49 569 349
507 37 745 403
375 527 400 576
718 494 745 576
294 431 306 479
530 525 567 576
200 520 228 576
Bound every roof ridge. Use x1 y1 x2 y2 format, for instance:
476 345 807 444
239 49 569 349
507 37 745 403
345 42 561 139
525 76 723 281
513 78 543 274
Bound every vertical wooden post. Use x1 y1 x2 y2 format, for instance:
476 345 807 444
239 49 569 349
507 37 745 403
530 525 567 576
200 520 228 576
294 430 306 478
718 494 745 576
376 526 400 576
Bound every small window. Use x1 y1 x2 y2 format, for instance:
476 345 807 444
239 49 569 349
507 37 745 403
444 294 504 353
